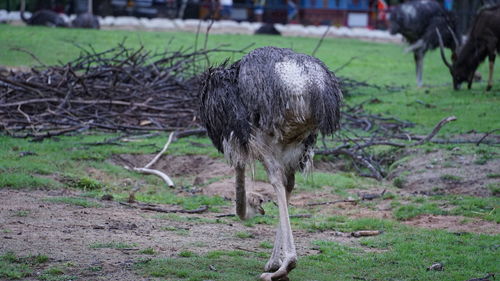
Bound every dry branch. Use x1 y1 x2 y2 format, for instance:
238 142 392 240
306 199 358 206
2 44 498 181
0 43 251 138
130 132 175 187
351 230 383 237
119 202 208 214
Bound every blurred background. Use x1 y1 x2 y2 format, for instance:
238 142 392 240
1 0 499 34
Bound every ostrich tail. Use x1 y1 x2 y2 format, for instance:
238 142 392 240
199 60 251 162
316 71 343 136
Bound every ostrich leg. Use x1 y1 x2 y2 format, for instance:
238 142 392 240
261 164 297 281
265 170 295 272
414 51 424 88
235 164 247 220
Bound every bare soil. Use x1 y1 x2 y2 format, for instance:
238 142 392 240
402 214 499 235
1 152 499 280
0 189 373 280
389 149 500 197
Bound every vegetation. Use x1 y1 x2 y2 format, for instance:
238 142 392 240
0 25 498 281
0 252 48 280
89 242 137 249
136 222 499 281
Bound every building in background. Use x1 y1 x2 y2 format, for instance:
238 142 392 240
2 0 499 31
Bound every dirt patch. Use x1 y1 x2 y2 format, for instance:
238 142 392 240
0 189 369 280
403 215 500 235
111 154 233 186
203 178 275 201
389 150 499 197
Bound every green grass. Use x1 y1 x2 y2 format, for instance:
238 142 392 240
45 196 102 208
179 250 197 258
1 25 499 136
12 210 30 217
0 133 228 210
0 252 49 280
488 182 500 196
394 203 448 220
235 231 254 239
139 248 157 255
89 241 137 249
299 216 398 233
1 25 499 281
63 176 106 191
135 221 500 281
391 195 500 223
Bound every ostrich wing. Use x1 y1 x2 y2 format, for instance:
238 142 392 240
199 61 251 155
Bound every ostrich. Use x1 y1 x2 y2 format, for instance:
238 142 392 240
72 0 100 29
199 46 342 280
20 0 68 27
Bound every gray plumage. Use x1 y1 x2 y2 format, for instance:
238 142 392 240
200 46 341 167
71 0 99 29
20 0 68 28
199 46 342 280
72 13 100 29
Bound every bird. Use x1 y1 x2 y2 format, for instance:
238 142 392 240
20 0 68 27
72 0 100 29
199 46 342 280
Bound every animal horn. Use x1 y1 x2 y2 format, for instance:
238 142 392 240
436 27 452 70
446 25 460 51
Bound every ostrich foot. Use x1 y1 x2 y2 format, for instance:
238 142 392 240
260 257 296 281
264 257 281 272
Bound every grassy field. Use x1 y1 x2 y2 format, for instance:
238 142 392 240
0 24 499 281
1 25 499 134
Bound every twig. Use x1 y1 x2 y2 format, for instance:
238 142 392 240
476 128 500 146
351 230 383 237
289 214 312 219
334 56 360 73
306 199 358 206
174 128 207 139
132 167 174 187
412 116 457 146
144 132 175 169
129 132 175 187
312 24 331 57
10 47 47 67
215 213 236 218
235 246 258 253
119 202 208 214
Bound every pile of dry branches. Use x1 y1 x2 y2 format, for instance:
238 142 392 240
0 43 250 138
0 44 496 180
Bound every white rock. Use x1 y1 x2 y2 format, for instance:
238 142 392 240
173 18 185 28
144 18 176 29
0 10 8 22
113 16 141 26
100 16 115 26
8 11 22 21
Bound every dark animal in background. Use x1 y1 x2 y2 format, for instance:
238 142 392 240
199 46 342 280
389 0 459 87
438 4 500 91
72 0 100 29
255 23 281 36
20 0 68 27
